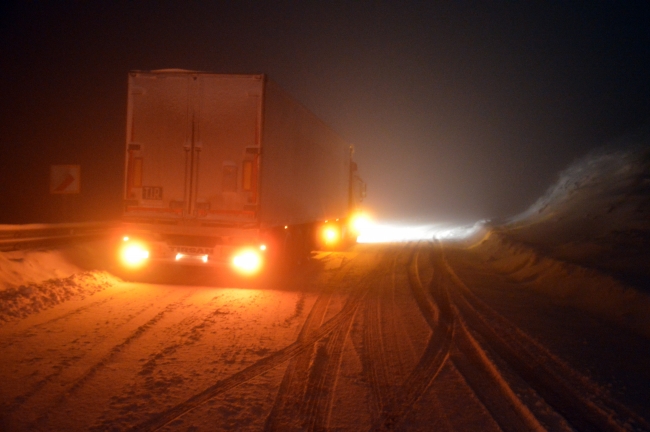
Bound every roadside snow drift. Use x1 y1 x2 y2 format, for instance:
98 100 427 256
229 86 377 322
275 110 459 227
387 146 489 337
480 140 650 336
0 248 119 323
503 142 650 290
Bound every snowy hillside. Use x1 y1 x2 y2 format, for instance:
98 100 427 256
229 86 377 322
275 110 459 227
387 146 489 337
503 141 650 291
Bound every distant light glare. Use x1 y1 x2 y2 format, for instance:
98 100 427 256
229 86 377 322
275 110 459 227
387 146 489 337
356 221 485 243
350 212 372 236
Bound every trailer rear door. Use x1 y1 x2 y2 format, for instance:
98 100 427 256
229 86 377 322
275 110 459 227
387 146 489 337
192 75 262 223
124 72 262 224
125 72 193 219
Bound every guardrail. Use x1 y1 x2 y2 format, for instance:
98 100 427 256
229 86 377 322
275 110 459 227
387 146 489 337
0 221 119 251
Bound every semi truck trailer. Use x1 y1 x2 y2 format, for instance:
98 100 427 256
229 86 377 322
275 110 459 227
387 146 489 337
118 70 366 275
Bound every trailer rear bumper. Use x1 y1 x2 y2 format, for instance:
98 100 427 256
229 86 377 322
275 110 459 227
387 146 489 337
117 235 267 276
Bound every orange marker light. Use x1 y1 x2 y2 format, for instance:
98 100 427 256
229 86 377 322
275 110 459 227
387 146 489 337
232 249 263 275
120 242 149 267
322 224 340 246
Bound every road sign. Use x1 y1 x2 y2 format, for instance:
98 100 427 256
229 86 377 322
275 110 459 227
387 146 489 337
50 165 81 194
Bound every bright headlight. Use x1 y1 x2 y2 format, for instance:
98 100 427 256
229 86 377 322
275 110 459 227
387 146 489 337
321 224 340 246
350 212 371 236
120 242 150 267
232 249 263 275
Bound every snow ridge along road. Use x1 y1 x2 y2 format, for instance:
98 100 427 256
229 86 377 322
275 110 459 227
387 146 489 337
1 241 649 431
438 241 649 431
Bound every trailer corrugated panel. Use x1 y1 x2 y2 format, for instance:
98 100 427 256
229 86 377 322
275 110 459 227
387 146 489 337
125 73 192 216
124 71 351 230
259 79 350 228
192 75 263 221
124 72 264 225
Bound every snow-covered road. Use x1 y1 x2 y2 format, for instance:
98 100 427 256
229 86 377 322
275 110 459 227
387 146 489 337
1 235 648 431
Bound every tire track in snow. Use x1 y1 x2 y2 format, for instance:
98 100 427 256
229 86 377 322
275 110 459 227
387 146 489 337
370 245 453 431
263 288 335 431
450 315 545 432
2 295 165 416
131 284 370 432
0 296 116 350
264 251 370 431
90 300 231 430
137 305 230 377
361 285 393 420
300 252 398 431
422 244 546 432
28 291 195 430
1 353 83 416
358 252 413 424
388 251 426 376
299 307 358 431
441 245 650 431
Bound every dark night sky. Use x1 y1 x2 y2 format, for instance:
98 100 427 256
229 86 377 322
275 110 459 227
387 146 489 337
1 1 649 224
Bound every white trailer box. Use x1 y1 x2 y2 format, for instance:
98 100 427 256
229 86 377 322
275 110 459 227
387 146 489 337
121 71 361 269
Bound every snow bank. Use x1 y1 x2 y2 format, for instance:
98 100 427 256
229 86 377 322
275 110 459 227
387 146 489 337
512 144 649 225
489 136 650 335
474 232 650 337
0 249 80 289
0 271 118 323
0 248 120 324
503 139 650 289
